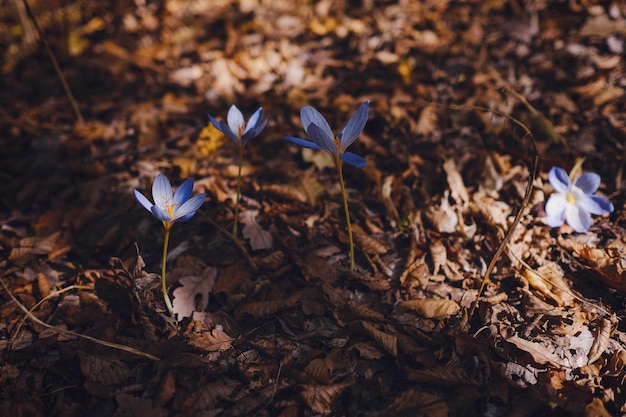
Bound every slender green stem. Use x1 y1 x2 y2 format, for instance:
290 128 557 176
233 146 244 237
336 160 355 270
161 225 174 315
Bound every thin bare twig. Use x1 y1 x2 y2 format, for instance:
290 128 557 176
21 0 85 127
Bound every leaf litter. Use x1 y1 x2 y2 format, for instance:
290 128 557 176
1 1 626 416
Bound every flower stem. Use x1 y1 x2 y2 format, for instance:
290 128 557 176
337 161 355 270
161 226 174 315
233 146 244 237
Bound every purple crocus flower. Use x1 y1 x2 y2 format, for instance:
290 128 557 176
208 105 267 146
284 101 369 168
545 166 614 233
134 173 206 228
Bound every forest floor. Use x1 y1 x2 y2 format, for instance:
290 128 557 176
1 1 626 416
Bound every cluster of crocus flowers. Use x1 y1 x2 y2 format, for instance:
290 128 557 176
135 173 206 314
285 101 370 270
545 166 614 233
208 105 267 237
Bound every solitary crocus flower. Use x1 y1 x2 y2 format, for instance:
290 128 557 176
208 105 267 146
208 105 267 237
284 101 369 169
135 173 206 314
284 101 370 270
545 166 613 233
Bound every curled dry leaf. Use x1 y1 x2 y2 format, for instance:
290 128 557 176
305 357 334 384
443 159 469 205
414 104 438 136
300 382 351 415
360 321 398 356
426 191 458 233
352 229 388 255
260 183 309 203
429 239 447 274
588 316 616 364
399 299 460 319
559 238 626 293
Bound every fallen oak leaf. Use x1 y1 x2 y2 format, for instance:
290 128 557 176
241 210 273 251
172 268 217 319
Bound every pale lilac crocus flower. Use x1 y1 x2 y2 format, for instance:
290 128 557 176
545 166 613 233
135 173 206 314
208 105 267 237
284 101 370 270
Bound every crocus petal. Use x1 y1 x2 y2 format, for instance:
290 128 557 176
151 205 172 222
301 106 334 143
207 114 225 133
242 116 267 143
244 108 263 135
340 152 367 168
173 178 194 206
545 194 567 227
591 195 614 214
152 174 173 211
227 105 245 139
173 194 206 221
564 204 591 233
574 172 601 194
134 190 154 212
339 101 369 151
307 123 336 153
574 191 605 216
548 167 570 194
284 136 323 150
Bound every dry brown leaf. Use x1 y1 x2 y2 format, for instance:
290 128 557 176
346 301 385 321
115 393 167 417
78 351 132 385
350 341 385 360
156 370 176 407
584 397 613 417
36 272 50 298
182 379 237 412
352 229 388 255
559 238 626 293
186 327 233 352
588 316 615 364
443 159 469 205
429 240 447 274
399 299 460 319
260 183 309 203
347 271 391 291
506 335 566 367
405 366 469 387
360 321 398 356
235 292 301 318
414 104 438 136
300 382 351 415
305 357 334 384
390 389 448 417
426 191 458 233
